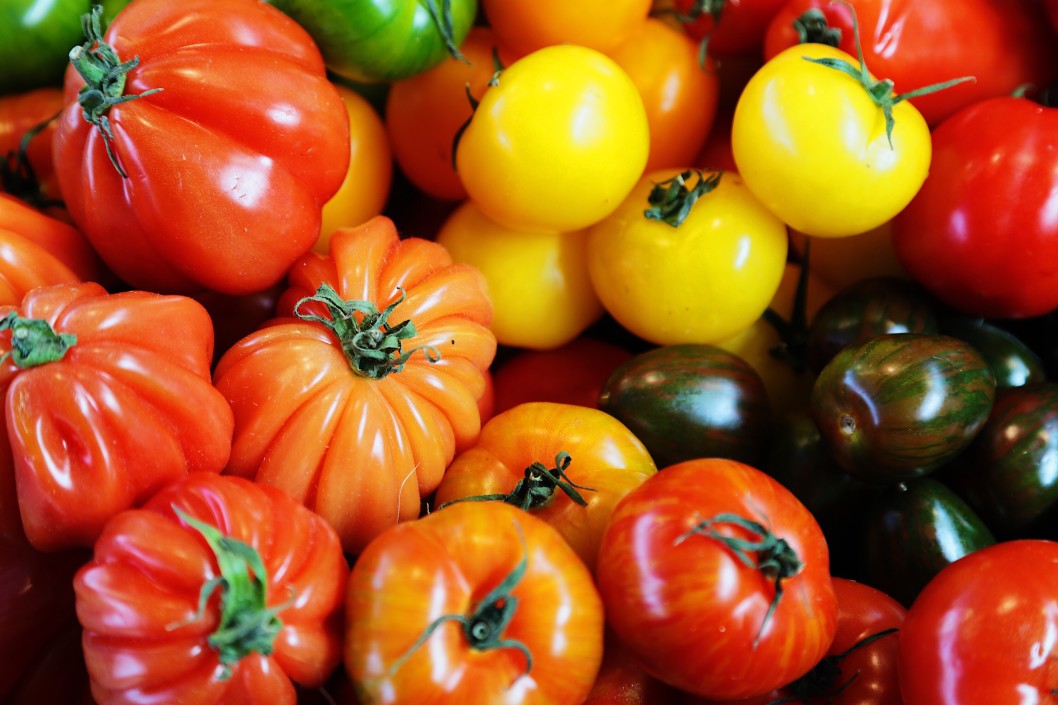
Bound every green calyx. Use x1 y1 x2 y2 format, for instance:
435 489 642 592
676 512 804 647
0 312 77 369
438 451 595 512
644 169 723 228
174 508 288 680
422 0 469 64
386 530 534 682
793 8 842 47
802 0 973 148
69 5 162 178
293 282 440 380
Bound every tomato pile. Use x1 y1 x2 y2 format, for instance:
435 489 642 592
3 0 1058 703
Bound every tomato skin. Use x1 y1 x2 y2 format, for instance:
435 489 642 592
0 88 65 206
595 458 837 700
75 473 348 705
456 44 650 234
436 200 603 350
0 282 234 552
898 539 1058 705
674 0 789 57
586 635 682 705
433 401 657 571
892 97 1058 319
588 169 788 345
764 0 1058 127
266 0 477 83
482 0 650 57
345 501 604 705
733 43 931 238
0 193 104 306
215 216 496 555
53 0 350 295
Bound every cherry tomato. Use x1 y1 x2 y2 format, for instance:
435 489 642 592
481 0 651 57
673 0 789 57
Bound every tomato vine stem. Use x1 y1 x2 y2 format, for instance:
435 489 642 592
437 451 595 511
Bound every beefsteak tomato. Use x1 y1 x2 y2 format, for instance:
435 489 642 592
214 215 495 555
52 0 350 294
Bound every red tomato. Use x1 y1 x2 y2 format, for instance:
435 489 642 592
344 501 605 705
892 96 1058 318
898 540 1058 705
1048 0 1058 32
595 458 838 699
491 336 633 415
0 282 233 552
689 578 905 705
762 0 1058 126
433 401 657 571
52 0 350 295
75 473 348 705
0 88 64 208
0 193 104 306
674 0 789 57
586 634 683 705
214 216 496 554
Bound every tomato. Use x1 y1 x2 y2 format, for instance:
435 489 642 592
763 0 1058 127
52 0 350 295
607 18 720 172
436 200 603 350
732 42 934 238
595 458 838 699
1048 0 1058 32
689 578 905 705
75 473 348 705
789 224 907 291
898 539 1058 705
266 0 477 83
588 169 788 345
0 193 104 306
482 0 651 58
433 401 657 570
385 27 501 202
455 44 650 234
214 216 496 554
490 336 633 415
586 634 682 705
673 0 789 57
0 281 234 552
315 84 392 254
345 501 604 705
892 96 1058 319
0 88 65 208
0 0 129 95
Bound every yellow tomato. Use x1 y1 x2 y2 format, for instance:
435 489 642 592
436 200 603 350
587 169 788 345
732 44 932 238
315 84 392 254
455 44 650 234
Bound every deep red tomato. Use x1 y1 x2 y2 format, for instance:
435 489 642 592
586 634 682 705
1048 0 1058 32
762 0 1058 126
52 0 350 295
490 336 633 415
75 473 348 705
345 501 604 705
0 282 234 552
892 96 1058 319
0 88 65 209
674 0 789 57
689 577 905 705
898 539 1058 704
595 458 838 700
214 215 496 555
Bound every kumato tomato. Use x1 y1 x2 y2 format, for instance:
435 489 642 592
456 44 649 234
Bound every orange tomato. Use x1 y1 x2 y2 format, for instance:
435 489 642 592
482 0 651 57
0 88 64 207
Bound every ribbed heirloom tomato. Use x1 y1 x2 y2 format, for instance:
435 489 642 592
214 215 495 555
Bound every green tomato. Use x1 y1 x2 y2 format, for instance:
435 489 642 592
0 0 130 95
265 0 477 83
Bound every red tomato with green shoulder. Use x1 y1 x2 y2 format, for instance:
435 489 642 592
53 0 350 295
595 458 838 700
75 473 348 705
0 281 234 552
344 501 605 705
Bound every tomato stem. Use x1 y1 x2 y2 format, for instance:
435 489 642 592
69 5 162 179
676 512 804 647
0 312 77 369
644 169 723 228
792 8 842 47
173 508 288 680
422 0 469 64
385 529 534 682
763 238 812 374
801 0 973 147
293 282 440 380
437 451 595 512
